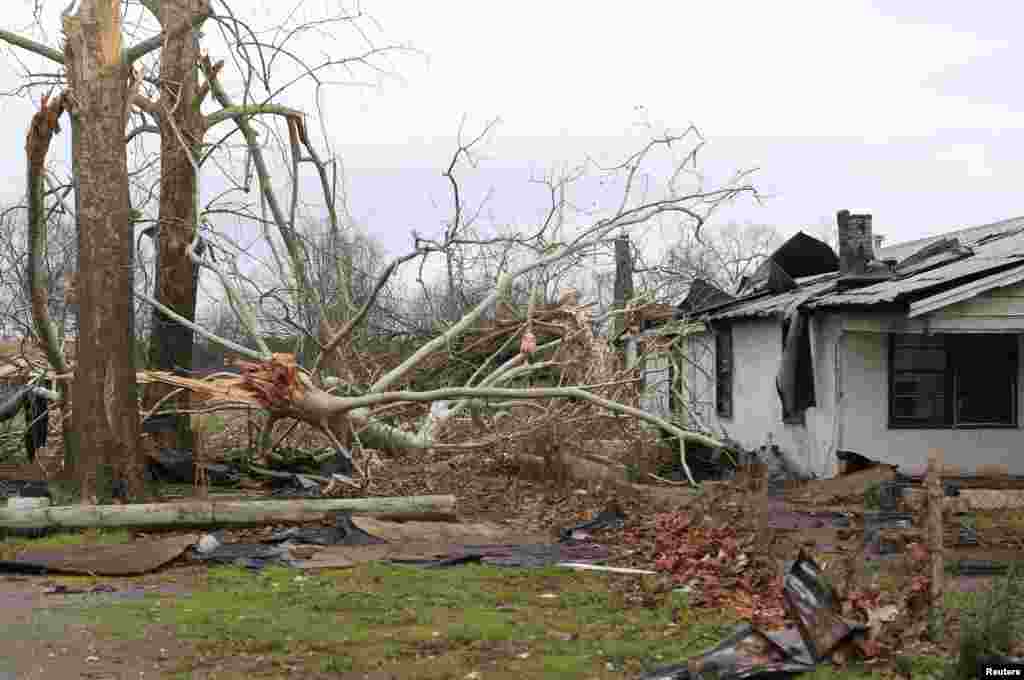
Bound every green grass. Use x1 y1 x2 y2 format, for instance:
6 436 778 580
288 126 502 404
79 562 739 679
0 528 131 559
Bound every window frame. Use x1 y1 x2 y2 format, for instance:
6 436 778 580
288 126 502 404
715 325 733 420
888 333 1019 430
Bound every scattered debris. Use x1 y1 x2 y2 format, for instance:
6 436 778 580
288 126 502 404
146 448 242 487
0 480 51 499
267 512 388 546
0 535 198 576
558 501 626 541
193 531 297 570
648 509 785 625
0 384 49 461
638 554 865 679
785 464 897 505
554 563 656 575
864 511 915 557
44 583 117 595
264 514 612 570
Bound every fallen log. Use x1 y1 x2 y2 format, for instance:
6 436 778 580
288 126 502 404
0 495 456 530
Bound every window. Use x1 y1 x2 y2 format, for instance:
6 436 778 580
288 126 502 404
889 333 1018 428
715 326 733 419
780 314 816 424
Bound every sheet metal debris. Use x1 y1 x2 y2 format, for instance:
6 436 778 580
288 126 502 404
559 503 626 541
193 532 297 570
637 553 865 680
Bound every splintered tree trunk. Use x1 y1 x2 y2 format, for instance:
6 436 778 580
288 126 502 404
64 0 143 502
145 0 207 452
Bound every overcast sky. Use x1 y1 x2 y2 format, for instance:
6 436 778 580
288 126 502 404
1 0 1022 259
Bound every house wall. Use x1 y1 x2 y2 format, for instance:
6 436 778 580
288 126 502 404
676 286 1024 478
928 283 1024 328
692 315 842 478
838 287 1024 474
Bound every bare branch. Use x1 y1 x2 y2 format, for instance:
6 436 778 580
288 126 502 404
0 29 65 64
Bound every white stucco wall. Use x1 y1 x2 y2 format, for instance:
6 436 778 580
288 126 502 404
839 329 1024 474
692 315 842 478
677 287 1024 477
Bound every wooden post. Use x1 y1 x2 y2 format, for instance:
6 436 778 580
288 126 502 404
926 449 945 641
610 234 634 339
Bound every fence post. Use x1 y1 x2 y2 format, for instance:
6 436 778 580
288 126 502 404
927 448 945 641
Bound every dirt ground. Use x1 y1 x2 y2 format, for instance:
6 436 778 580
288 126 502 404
0 570 201 679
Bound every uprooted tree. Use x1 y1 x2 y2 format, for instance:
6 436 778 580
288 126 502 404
3 0 756 498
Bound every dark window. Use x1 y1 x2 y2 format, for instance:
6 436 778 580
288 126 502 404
716 326 733 419
889 334 1018 428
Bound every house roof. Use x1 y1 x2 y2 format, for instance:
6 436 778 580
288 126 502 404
698 216 1024 321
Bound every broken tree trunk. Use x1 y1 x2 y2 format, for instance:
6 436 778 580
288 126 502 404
0 495 456 530
926 449 944 641
64 0 144 501
143 0 209 453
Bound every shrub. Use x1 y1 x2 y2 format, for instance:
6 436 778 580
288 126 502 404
947 563 1024 680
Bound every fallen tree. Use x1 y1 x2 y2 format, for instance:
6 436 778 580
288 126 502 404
0 494 456 530
11 2 754 488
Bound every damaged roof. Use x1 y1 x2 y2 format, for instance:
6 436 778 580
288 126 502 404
698 216 1024 321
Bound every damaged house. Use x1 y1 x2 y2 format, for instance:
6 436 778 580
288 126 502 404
633 211 1024 478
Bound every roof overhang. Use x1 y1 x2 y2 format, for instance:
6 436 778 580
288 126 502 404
908 263 1024 318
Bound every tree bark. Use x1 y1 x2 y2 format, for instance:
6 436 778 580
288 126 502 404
64 0 143 502
145 0 207 452
0 495 457 529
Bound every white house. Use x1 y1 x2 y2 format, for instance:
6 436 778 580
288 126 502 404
640 211 1024 478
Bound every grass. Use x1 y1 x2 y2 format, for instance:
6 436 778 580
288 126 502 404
0 527 131 559
78 562 739 679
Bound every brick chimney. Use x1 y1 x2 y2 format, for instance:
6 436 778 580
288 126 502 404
837 210 875 276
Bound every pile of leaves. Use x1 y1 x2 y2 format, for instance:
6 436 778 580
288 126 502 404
638 509 787 628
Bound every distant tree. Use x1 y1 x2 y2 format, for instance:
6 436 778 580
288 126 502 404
644 221 785 301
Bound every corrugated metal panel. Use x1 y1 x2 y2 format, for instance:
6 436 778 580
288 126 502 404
700 216 1024 320
809 228 1024 308
875 216 1024 263
908 265 1024 318
707 278 837 319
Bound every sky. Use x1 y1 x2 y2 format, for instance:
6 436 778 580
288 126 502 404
1 0 1022 264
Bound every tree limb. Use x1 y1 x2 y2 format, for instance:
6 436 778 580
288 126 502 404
204 104 304 130
134 289 268 362
25 92 70 376
0 30 65 65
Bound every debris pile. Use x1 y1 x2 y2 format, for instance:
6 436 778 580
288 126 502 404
649 510 786 626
